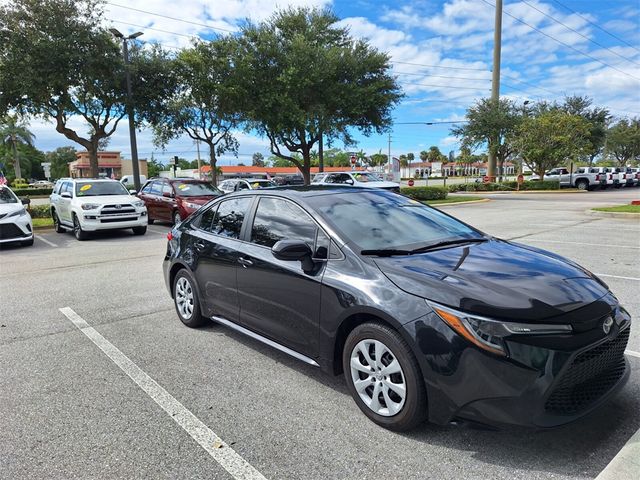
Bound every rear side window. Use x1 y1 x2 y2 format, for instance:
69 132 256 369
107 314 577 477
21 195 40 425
251 197 317 248
194 205 219 232
211 197 252 239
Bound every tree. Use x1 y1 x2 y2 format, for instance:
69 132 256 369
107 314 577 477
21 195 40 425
419 150 428 162
369 152 388 166
426 146 446 163
560 96 610 165
147 155 165 178
451 98 522 180
232 7 402 184
513 110 591 180
399 154 408 168
252 152 265 167
0 115 35 179
45 146 77 180
606 118 640 167
147 39 239 186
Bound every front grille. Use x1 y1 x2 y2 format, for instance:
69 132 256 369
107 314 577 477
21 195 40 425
545 327 629 415
0 223 28 240
100 216 138 223
101 204 135 215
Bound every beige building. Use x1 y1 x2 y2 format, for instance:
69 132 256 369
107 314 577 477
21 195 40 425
69 151 148 179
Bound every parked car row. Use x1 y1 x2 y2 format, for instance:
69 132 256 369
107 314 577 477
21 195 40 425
531 167 640 190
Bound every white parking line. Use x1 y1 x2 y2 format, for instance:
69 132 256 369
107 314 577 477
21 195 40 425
626 350 640 359
524 239 640 249
147 227 169 235
595 427 640 480
36 235 58 247
59 307 267 480
595 273 640 282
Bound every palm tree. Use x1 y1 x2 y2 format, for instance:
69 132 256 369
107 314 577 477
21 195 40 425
0 115 35 180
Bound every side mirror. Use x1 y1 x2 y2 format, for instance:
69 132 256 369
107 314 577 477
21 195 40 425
162 191 174 198
345 179 355 185
61 192 72 199
272 239 315 272
129 189 137 195
21 197 31 205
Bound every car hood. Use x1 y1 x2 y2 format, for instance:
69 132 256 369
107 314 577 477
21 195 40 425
357 181 400 188
178 195 218 204
0 203 24 216
79 195 139 205
373 239 609 321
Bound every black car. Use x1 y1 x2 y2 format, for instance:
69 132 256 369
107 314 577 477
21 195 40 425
163 187 631 431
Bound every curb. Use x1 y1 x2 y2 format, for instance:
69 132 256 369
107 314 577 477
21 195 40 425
431 199 491 206
465 189 587 195
595 428 640 480
587 210 640 219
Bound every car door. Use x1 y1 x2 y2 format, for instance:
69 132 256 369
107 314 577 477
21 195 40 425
235 196 326 358
190 196 253 322
158 180 177 220
58 181 74 223
137 181 154 215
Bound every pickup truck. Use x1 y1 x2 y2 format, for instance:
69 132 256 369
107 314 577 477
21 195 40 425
530 167 603 190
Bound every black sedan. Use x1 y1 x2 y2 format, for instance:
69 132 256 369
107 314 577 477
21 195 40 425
163 187 631 431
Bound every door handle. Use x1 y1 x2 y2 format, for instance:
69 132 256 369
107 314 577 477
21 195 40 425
238 257 253 268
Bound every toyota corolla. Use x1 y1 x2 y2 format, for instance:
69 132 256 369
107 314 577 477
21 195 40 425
163 187 631 431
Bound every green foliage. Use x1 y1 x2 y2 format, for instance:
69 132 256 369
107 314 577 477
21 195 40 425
27 204 52 218
45 146 77 179
513 110 591 179
12 187 53 196
605 118 640 167
252 152 265 167
400 186 448 200
560 96 610 164
147 157 165 178
231 7 402 183
447 180 560 192
369 152 388 167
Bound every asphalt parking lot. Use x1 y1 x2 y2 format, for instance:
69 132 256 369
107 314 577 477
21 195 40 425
1 189 639 480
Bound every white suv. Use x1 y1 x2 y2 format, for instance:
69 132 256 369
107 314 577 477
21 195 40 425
50 178 148 240
312 171 400 192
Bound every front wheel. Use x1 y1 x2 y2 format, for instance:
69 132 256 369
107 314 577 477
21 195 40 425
173 270 208 328
172 210 182 226
73 214 88 241
132 225 147 236
343 322 427 431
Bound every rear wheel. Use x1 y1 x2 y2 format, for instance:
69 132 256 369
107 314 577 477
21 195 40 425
343 322 427 431
576 180 588 191
73 214 88 241
173 270 208 328
52 210 65 233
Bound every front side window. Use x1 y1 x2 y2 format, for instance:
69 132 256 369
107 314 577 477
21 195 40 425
140 181 153 194
162 183 173 196
0 187 18 204
312 174 326 183
75 181 128 197
237 182 250 191
150 181 163 195
211 197 252 239
251 197 317 248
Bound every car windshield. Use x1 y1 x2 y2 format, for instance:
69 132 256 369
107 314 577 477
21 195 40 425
174 182 222 197
249 180 275 188
353 172 382 183
0 187 19 204
311 190 483 251
75 181 129 197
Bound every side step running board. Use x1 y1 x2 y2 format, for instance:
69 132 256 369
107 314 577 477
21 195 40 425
211 316 320 367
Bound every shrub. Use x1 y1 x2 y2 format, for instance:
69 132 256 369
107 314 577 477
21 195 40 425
447 180 560 192
27 204 51 218
400 186 448 200
12 187 54 196
11 178 28 189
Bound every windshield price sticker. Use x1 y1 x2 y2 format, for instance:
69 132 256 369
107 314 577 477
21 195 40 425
80 184 92 191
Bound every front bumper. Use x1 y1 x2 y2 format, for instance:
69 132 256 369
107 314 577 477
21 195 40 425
404 312 632 429
0 212 33 244
79 209 147 231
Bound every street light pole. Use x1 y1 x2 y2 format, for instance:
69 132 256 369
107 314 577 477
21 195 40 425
488 0 503 182
110 28 143 192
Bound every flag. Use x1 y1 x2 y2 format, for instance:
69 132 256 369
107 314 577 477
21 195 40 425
0 171 7 186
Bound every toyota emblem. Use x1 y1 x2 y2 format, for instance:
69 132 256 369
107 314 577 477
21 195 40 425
114 204 122 210
602 317 614 335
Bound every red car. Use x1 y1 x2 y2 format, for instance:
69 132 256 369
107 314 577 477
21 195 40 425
137 178 223 225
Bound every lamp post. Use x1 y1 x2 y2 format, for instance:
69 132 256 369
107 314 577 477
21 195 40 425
110 28 143 192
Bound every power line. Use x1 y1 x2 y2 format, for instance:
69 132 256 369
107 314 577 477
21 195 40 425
394 70 491 82
478 0 640 81
520 0 640 67
391 60 489 72
109 19 198 39
550 0 640 55
106 2 235 33
399 81 489 91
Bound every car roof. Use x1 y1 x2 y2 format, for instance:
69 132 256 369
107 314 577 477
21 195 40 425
221 185 388 199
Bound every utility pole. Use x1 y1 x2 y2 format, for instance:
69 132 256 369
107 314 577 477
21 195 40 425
387 133 392 180
318 130 324 173
196 140 202 179
488 0 503 182
110 28 143 191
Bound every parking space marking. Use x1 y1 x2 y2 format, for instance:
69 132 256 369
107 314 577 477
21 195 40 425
59 307 267 480
626 350 640 359
147 227 169 235
36 235 58 247
523 239 640 249
594 273 640 282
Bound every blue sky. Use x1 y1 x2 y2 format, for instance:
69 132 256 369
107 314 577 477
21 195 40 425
26 0 640 165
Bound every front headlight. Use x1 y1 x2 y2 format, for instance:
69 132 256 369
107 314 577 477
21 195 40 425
6 207 26 218
81 203 100 210
427 301 572 356
183 201 201 210
132 200 145 208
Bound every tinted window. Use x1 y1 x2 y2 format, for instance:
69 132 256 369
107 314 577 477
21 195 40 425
211 197 251 239
312 174 326 183
237 182 250 191
75 181 128 197
141 181 153 193
0 187 18 204
194 204 219 232
62 182 72 194
150 181 163 195
162 183 173 196
311 190 482 251
251 197 317 248
326 173 352 184
173 182 222 197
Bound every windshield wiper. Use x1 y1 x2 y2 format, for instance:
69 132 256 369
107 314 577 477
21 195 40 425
410 238 488 253
360 248 412 257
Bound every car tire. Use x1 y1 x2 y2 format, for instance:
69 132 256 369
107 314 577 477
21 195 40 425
22 238 34 246
72 214 88 241
173 270 208 328
132 226 147 236
173 210 182 226
52 210 65 233
343 322 427 431
148 217 155 225
576 180 588 191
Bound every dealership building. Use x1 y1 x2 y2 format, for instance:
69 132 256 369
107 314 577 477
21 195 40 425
68 151 148 179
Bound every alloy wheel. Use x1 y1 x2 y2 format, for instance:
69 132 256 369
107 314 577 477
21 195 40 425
350 339 406 416
175 276 194 320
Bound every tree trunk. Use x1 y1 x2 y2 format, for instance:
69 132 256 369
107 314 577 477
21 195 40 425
209 145 218 186
11 135 22 179
538 168 545 181
301 148 312 185
88 147 99 178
